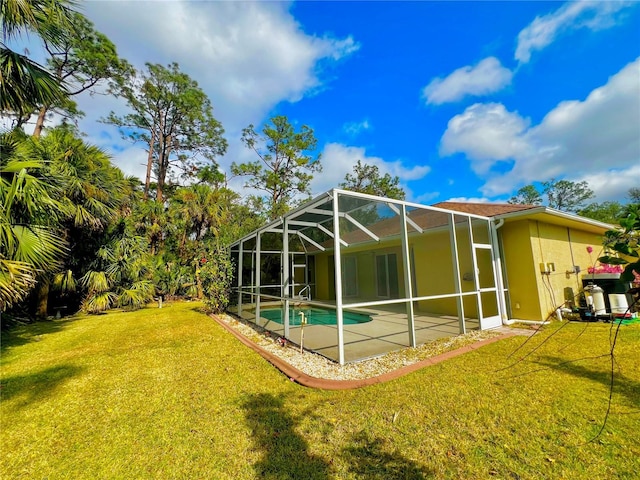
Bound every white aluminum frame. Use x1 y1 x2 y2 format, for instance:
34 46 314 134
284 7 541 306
229 188 505 365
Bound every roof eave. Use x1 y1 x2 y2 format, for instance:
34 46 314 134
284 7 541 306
493 206 615 231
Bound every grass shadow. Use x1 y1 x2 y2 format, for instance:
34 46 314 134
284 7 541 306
341 431 434 479
537 355 640 408
1 364 84 408
1 318 76 354
241 392 331 479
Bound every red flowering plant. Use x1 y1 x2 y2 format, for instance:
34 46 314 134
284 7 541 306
585 244 623 274
598 206 640 283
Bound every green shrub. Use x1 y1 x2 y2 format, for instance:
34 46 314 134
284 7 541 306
200 246 235 314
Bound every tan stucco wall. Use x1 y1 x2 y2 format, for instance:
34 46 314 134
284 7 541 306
313 215 605 322
412 229 463 315
314 230 471 317
501 219 605 321
313 240 407 302
315 254 331 300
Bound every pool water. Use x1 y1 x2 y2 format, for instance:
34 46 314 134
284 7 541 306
261 307 372 326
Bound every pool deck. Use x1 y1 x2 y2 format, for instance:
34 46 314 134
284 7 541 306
230 302 480 363
212 313 519 389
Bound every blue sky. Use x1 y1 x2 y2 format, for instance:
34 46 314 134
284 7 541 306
37 1 640 205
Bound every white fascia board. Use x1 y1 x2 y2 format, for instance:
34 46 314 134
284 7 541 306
494 206 614 230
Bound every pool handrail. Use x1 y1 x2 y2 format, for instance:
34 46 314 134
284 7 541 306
298 284 311 301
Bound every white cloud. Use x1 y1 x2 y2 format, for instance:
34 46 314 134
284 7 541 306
412 191 440 204
440 58 640 201
444 196 492 204
343 119 372 136
440 103 530 174
110 147 149 181
84 2 358 133
75 1 359 184
515 1 634 63
571 164 640 202
422 57 513 105
311 143 431 200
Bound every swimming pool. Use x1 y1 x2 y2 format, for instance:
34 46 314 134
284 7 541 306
261 307 372 326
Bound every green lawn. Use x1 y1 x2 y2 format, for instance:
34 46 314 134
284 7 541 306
2 302 639 479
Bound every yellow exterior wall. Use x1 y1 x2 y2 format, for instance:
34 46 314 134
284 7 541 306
500 221 541 320
412 229 459 315
314 254 330 300
501 219 605 321
316 228 473 316
312 240 408 302
313 227 486 318
312 214 605 322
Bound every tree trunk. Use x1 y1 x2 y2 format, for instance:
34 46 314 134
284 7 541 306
33 106 49 138
143 128 156 200
156 136 172 203
35 280 50 319
156 162 164 203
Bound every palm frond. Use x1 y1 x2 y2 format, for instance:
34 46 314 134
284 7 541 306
0 47 68 113
52 269 76 292
0 257 37 310
81 290 116 314
80 270 110 293
117 280 154 310
10 225 67 271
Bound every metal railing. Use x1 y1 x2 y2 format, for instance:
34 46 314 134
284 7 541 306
298 284 311 301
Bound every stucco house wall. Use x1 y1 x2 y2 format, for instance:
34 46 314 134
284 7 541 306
500 219 607 321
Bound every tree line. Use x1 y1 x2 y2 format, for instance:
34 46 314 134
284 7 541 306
508 180 639 224
1 1 636 324
0 1 387 322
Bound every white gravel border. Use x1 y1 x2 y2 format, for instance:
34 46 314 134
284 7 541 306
216 314 503 380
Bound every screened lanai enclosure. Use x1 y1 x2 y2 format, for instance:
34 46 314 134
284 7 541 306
228 189 506 364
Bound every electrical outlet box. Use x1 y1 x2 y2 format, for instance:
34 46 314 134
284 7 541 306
540 262 548 274
547 262 555 272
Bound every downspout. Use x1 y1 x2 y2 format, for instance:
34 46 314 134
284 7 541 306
494 218 550 326
490 219 510 325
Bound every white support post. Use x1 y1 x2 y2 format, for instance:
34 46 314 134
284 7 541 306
469 220 483 329
490 221 508 322
237 240 243 317
401 205 416 347
255 232 261 326
283 219 290 338
449 214 466 334
333 190 345 365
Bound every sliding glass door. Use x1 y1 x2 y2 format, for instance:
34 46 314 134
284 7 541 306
376 253 398 298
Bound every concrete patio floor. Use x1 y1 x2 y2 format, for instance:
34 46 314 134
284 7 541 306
229 302 481 363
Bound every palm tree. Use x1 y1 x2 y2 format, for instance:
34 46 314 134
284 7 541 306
81 225 154 313
27 127 129 316
0 131 67 310
1 0 76 122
